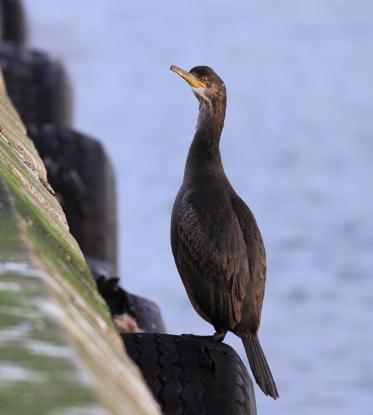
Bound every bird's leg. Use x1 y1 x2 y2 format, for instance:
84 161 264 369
212 331 226 343
181 331 226 343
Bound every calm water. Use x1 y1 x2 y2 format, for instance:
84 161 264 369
24 1 373 413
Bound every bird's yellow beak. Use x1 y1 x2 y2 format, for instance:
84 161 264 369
170 65 206 88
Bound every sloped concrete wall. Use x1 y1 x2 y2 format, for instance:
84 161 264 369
0 71 161 415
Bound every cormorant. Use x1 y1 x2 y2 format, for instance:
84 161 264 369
170 65 279 399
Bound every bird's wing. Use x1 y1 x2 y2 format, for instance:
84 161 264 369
231 193 267 318
172 190 250 330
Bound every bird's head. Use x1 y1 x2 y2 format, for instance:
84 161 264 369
170 65 226 109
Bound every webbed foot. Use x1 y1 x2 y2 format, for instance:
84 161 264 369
181 332 226 343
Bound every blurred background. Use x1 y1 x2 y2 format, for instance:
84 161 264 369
22 1 373 414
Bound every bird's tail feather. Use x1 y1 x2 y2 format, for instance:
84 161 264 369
242 335 279 399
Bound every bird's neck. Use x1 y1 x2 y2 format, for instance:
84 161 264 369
184 97 226 180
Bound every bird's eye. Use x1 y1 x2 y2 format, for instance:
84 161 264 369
201 76 208 83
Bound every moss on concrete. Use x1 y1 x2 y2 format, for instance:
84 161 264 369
0 82 160 415
0 270 96 415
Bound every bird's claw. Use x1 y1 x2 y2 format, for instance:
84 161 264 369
180 332 226 343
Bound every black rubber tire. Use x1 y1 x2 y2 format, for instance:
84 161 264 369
0 0 27 43
125 292 166 333
123 333 257 415
90 261 166 333
0 42 72 127
27 124 118 272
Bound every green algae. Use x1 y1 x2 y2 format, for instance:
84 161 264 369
0 87 160 415
0 271 96 415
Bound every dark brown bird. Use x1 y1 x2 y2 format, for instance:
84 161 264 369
170 65 279 399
